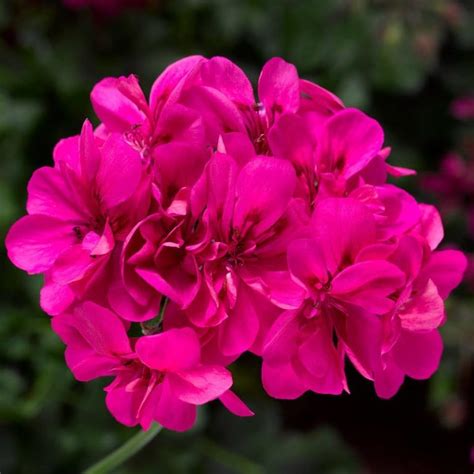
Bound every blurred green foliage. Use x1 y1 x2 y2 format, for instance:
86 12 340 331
0 1 473 473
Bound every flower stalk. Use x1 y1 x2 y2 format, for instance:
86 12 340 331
83 423 162 474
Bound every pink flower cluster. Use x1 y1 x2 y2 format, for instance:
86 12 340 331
6 56 466 431
422 95 474 286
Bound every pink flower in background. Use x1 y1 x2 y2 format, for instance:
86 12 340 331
422 152 474 223
451 95 474 120
421 95 474 289
64 0 148 15
5 55 467 431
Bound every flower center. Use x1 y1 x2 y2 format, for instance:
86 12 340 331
240 102 271 154
124 124 151 163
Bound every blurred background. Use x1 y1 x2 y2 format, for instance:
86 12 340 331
0 1 473 472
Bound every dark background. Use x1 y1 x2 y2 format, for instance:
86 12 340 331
0 1 473 473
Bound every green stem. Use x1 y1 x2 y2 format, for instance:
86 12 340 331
141 297 168 335
158 297 168 324
83 423 162 474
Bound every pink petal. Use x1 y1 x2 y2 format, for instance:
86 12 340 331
200 56 254 105
263 310 300 365
169 365 232 405
181 85 245 143
154 103 204 146
81 231 101 252
26 166 88 222
149 55 204 111
108 281 162 322
52 302 131 381
218 285 260 357
393 329 443 380
6 215 77 274
399 279 444 331
317 108 384 179
312 198 376 268
424 250 467 299
386 164 416 177
73 301 131 354
90 221 115 256
374 185 421 240
91 76 147 132
53 135 80 171
258 57 299 117
153 378 197 432
239 255 305 310
298 320 344 396
261 361 307 400
374 363 405 399
136 249 200 308
51 244 96 284
216 132 256 168
203 153 239 237
105 374 146 428
268 113 315 171
287 238 329 290
184 277 224 328
219 390 254 417
115 74 149 113
97 133 143 209
337 308 383 381
331 261 405 314
248 289 286 356
40 279 75 316
385 235 423 280
153 142 208 207
135 328 201 372
413 204 443 250
79 120 101 183
233 157 296 236
298 79 344 116
105 242 162 322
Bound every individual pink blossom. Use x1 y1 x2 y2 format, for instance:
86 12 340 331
261 198 407 398
269 109 415 208
90 58 205 159
420 97 474 292
357 206 467 397
52 301 251 431
91 61 213 211
450 95 474 120
6 120 150 315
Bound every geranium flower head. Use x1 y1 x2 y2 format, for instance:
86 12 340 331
5 55 466 433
